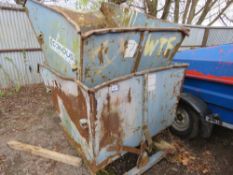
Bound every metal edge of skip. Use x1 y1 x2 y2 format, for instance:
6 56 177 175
93 63 188 91
27 0 189 38
81 27 190 39
39 63 188 92
124 151 165 175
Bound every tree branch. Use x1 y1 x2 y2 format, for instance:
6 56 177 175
208 0 233 26
145 0 158 17
187 0 199 24
182 0 191 23
161 0 172 20
174 0 180 22
196 0 217 25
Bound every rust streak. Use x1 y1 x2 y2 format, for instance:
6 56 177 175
104 47 109 54
98 43 104 64
120 40 128 57
99 93 123 148
123 40 128 57
131 32 144 73
52 86 89 142
127 88 132 103
37 34 44 46
89 93 97 156
108 145 141 155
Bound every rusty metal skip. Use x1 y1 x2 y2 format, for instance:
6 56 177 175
25 0 188 174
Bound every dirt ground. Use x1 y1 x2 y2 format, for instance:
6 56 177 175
0 85 232 175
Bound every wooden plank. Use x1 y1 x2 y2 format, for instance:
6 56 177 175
7 140 82 167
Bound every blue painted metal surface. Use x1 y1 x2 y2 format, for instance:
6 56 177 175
26 1 81 78
26 0 187 87
26 0 187 173
174 44 233 126
83 31 184 87
39 64 186 171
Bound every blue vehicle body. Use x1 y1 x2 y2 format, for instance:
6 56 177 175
174 44 233 129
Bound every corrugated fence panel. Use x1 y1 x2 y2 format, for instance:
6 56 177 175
206 28 233 46
0 8 40 50
0 2 23 10
0 51 44 89
0 3 45 89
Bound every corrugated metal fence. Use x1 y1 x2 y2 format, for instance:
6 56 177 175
181 25 233 49
0 2 44 89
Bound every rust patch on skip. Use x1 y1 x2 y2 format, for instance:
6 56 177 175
37 33 44 46
50 6 109 32
100 93 123 148
51 86 89 142
120 40 128 58
169 41 182 61
89 93 97 147
98 43 104 64
108 145 141 155
127 88 132 103
131 32 145 73
172 78 183 98
104 47 109 54
64 123 121 173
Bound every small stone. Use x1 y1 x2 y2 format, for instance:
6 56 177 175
171 167 178 172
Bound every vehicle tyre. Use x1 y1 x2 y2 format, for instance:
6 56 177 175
170 102 199 139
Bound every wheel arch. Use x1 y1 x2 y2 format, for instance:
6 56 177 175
180 92 209 118
179 92 213 138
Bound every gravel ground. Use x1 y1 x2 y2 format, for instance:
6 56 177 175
0 84 232 175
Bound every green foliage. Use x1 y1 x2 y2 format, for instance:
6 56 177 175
0 90 5 98
1 56 24 89
0 85 21 98
0 62 13 86
80 0 89 6
22 50 27 61
4 56 13 63
14 84 21 93
75 0 107 11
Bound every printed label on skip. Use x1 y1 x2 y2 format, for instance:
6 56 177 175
111 84 119 92
124 40 138 58
49 36 75 66
148 74 156 91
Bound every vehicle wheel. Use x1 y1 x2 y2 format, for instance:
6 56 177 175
170 103 199 139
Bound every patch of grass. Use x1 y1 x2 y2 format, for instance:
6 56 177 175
0 90 5 98
0 85 21 98
14 84 21 93
6 91 13 97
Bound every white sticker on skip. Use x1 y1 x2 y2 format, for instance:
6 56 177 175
124 40 138 58
111 85 119 92
49 36 75 66
148 74 156 92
